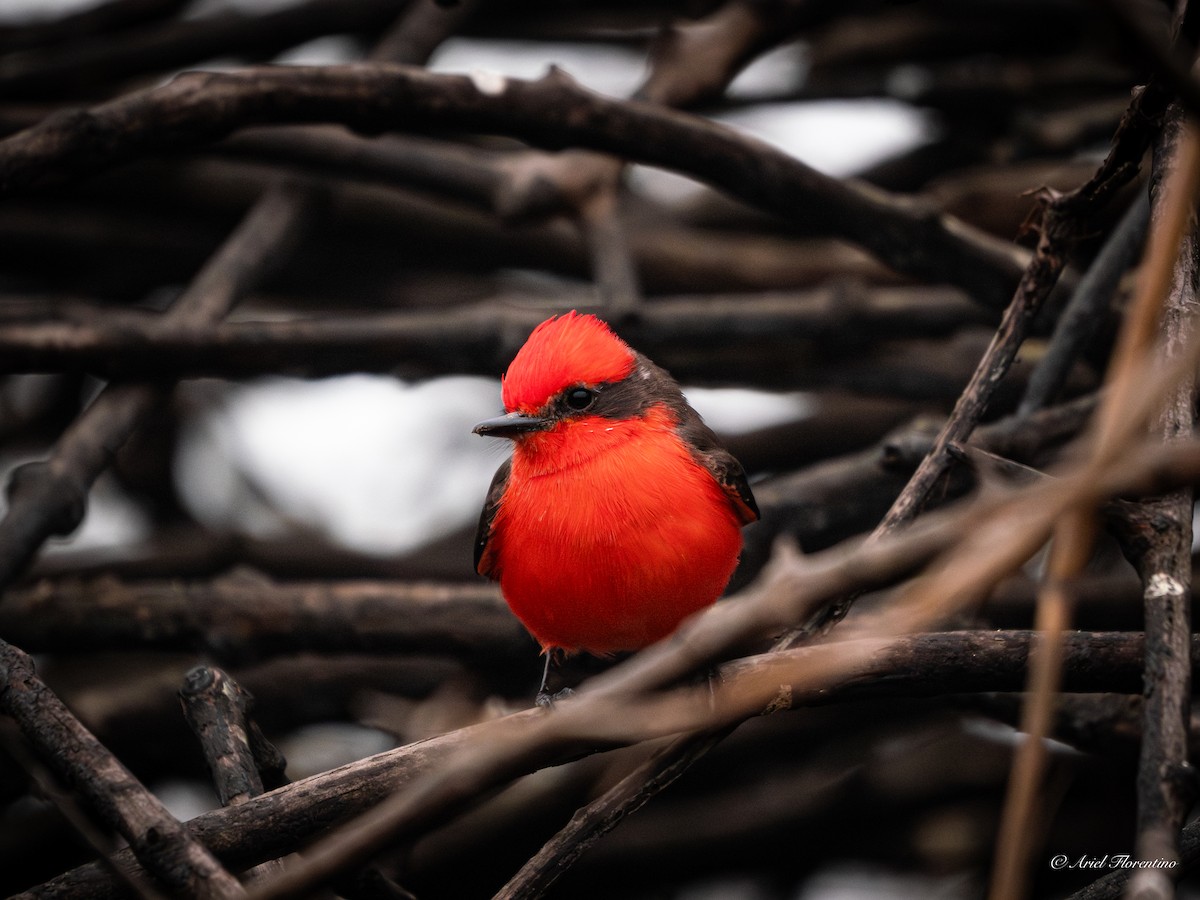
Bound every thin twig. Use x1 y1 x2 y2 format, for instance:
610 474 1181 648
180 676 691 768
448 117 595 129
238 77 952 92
1020 190 1150 414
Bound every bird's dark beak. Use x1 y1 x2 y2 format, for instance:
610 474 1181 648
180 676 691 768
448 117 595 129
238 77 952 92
472 412 552 438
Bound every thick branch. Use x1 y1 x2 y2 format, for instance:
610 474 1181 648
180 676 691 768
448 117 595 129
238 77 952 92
0 0 189 54
0 640 244 898
21 630 1199 900
0 576 527 664
0 64 1029 307
0 287 988 379
0 0 410 98
180 666 287 884
1125 108 1198 900
180 666 269 808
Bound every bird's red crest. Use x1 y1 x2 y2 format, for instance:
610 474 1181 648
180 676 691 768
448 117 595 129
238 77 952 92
502 312 635 413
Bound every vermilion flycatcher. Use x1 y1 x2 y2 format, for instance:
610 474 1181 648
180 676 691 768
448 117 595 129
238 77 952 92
473 312 759 702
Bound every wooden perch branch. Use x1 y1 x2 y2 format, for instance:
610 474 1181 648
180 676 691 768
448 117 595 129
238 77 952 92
22 629 1200 900
0 0 412 98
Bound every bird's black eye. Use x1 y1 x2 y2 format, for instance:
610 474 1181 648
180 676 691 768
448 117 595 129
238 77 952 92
565 387 596 411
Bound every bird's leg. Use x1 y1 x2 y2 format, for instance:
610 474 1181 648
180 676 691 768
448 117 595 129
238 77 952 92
536 651 555 705
535 648 576 708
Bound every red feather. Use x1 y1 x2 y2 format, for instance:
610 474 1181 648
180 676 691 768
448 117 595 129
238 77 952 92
487 406 744 653
502 311 635 414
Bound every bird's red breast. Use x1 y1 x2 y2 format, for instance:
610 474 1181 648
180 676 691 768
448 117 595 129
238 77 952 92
474 312 758 656
487 404 744 653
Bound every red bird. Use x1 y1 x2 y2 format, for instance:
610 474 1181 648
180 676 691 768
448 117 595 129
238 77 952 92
473 312 759 703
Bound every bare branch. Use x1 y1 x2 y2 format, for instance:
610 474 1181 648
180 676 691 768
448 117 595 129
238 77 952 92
0 640 245 898
0 576 527 664
0 287 987 380
0 64 1029 307
21 629 1200 900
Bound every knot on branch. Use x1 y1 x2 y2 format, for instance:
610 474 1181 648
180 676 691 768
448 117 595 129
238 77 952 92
181 665 217 696
5 461 88 537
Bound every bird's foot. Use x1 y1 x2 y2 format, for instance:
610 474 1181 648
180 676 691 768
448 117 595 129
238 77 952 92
535 686 576 708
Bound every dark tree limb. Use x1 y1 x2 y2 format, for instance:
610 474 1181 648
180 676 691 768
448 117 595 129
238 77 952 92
0 185 307 593
1123 108 1198 900
1019 190 1150 414
0 64 1030 307
180 666 287 884
180 666 270 809
0 640 245 898
0 286 988 379
0 0 473 596
0 575 527 664
0 721 163 900
19 630 1200 900
0 0 413 99
0 0 190 54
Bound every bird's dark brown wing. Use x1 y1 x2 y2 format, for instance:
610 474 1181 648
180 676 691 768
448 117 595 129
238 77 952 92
604 354 759 527
700 444 760 526
474 457 511 578
670 399 760 526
